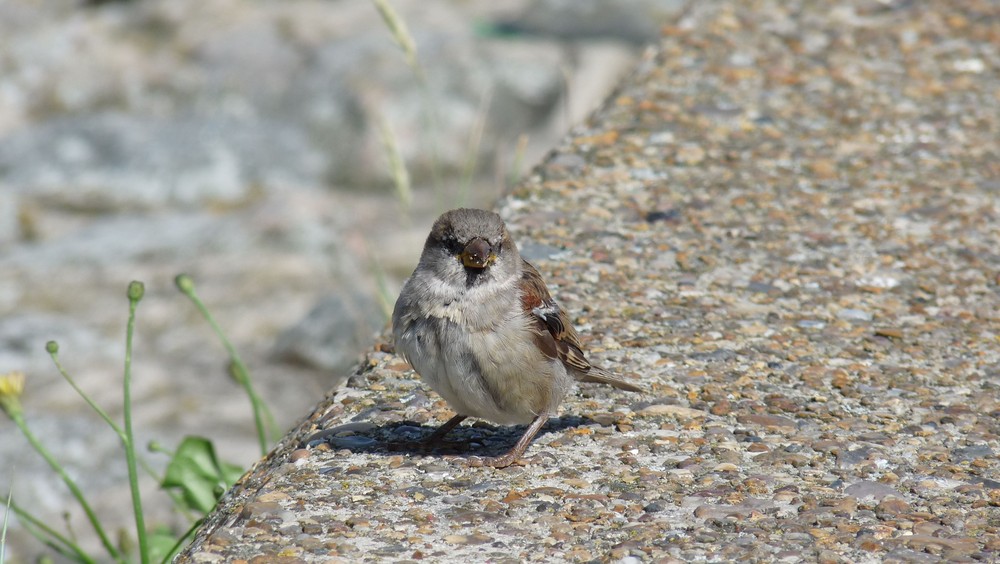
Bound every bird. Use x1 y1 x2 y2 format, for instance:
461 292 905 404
391 208 643 467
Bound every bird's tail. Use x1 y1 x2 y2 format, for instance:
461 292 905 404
576 366 644 393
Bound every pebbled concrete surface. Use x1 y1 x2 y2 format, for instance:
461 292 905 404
179 1 1000 561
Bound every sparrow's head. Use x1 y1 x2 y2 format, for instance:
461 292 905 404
419 208 521 289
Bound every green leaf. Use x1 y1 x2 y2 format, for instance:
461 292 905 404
161 436 242 514
146 526 181 564
219 459 245 487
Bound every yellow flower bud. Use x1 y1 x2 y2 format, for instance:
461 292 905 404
0 370 26 418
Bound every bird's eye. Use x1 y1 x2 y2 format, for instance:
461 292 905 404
444 237 463 255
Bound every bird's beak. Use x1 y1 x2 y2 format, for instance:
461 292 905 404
461 238 495 269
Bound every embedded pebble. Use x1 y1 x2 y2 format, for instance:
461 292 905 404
837 309 872 322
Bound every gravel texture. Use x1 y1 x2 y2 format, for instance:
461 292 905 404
179 1 1000 562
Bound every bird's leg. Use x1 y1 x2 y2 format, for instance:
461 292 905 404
423 414 468 445
472 412 551 468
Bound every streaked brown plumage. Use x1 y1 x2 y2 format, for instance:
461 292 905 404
518 259 643 393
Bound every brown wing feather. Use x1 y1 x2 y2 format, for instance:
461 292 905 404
519 259 643 393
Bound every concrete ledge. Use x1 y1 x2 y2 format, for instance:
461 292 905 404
179 1 1000 561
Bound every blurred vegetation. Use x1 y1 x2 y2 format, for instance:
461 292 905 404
1 277 272 563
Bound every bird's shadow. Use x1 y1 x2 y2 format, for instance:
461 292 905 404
301 415 599 462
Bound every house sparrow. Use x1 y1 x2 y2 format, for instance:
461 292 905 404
391 208 643 467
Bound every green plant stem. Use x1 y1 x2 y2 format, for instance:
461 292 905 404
369 0 444 200
373 109 412 213
124 282 149 564
175 275 275 454
363 240 395 321
2 480 10 564
48 346 195 525
8 412 121 562
49 349 127 443
9 499 96 564
158 518 204 564
370 0 417 68
228 358 269 456
507 133 530 190
143 443 195 521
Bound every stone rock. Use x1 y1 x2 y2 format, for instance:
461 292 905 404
843 481 903 501
272 292 384 373
0 0 641 197
503 0 687 43
0 113 324 211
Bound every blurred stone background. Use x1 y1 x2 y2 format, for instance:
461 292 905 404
0 0 686 559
